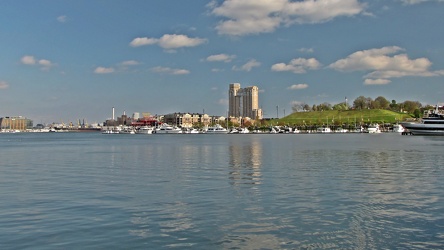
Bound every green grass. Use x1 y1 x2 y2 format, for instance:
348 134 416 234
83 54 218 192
266 109 412 126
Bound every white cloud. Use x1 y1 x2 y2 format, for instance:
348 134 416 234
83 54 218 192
271 58 321 73
130 34 207 50
0 81 9 89
364 79 391 85
129 37 158 47
57 15 67 23
328 46 442 84
120 60 140 66
21 55 54 70
210 0 366 36
21 55 36 65
206 53 236 62
288 83 309 90
233 59 261 72
94 67 115 74
150 66 190 75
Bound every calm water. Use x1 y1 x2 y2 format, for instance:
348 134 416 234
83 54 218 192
1 132 444 249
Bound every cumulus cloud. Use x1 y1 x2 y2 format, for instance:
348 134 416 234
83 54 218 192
94 67 115 74
21 55 36 65
130 34 207 50
21 55 54 70
150 66 190 75
288 83 309 90
210 0 366 36
57 15 67 23
206 53 236 62
271 58 321 73
232 59 261 72
328 46 443 84
0 81 9 89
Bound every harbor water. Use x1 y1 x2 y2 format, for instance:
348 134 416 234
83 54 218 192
1 132 444 249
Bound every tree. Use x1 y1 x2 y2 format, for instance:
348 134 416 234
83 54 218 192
402 100 422 114
292 102 307 112
353 96 367 109
389 100 399 111
312 104 317 111
366 97 374 109
333 102 348 110
317 102 332 111
374 96 390 109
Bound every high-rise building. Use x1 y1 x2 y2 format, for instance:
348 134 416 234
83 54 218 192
228 83 263 120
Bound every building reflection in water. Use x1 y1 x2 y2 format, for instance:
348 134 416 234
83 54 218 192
228 137 262 186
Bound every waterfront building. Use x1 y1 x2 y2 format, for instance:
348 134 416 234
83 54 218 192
0 116 33 131
162 113 213 128
228 83 263 120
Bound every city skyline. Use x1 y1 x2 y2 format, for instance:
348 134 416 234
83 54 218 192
1 1 444 124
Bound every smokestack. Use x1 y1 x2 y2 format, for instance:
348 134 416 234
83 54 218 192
112 107 115 120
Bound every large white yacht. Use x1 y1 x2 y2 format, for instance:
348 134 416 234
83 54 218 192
136 126 154 134
401 105 444 135
155 123 183 134
206 124 228 134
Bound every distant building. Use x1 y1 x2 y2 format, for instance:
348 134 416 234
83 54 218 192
228 83 263 120
163 112 215 128
0 116 33 131
104 111 132 126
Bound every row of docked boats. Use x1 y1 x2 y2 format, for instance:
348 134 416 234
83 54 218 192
101 123 404 135
102 123 228 135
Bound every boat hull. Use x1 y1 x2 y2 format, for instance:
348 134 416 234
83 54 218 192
401 122 444 135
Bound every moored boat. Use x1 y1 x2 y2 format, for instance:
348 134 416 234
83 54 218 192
401 105 444 135
155 123 182 134
366 124 381 134
393 124 405 133
136 126 154 134
206 124 228 134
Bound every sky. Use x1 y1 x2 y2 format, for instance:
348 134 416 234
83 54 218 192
1 0 444 124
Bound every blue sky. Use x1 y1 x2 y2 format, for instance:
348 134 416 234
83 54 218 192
1 0 444 124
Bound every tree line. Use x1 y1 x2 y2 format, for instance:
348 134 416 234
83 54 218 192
292 96 433 118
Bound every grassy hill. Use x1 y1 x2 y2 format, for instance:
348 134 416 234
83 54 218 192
267 109 412 126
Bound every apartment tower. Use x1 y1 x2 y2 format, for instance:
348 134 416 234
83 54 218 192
228 83 263 120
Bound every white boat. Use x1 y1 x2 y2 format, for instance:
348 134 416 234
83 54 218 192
317 127 331 133
393 124 405 133
102 129 120 134
120 127 136 134
238 127 249 134
229 128 239 134
366 124 381 133
401 105 444 135
155 123 182 134
102 127 121 134
136 126 154 134
335 127 348 133
188 128 200 134
206 124 228 134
